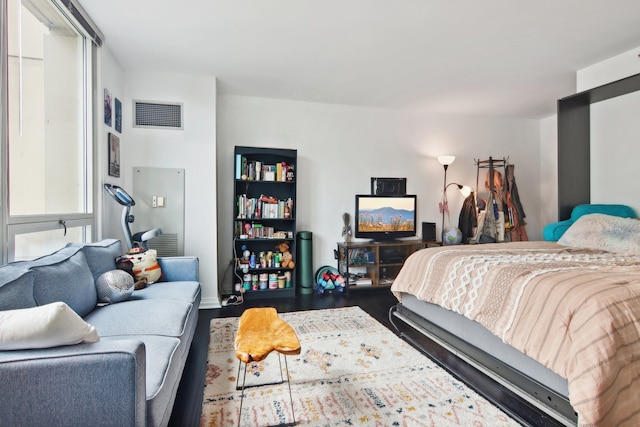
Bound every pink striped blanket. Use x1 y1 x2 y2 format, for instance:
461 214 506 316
391 241 640 427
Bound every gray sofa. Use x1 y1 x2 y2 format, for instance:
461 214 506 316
0 239 201 427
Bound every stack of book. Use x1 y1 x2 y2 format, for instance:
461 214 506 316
235 155 294 182
237 194 294 219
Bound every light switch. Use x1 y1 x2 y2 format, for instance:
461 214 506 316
152 196 166 208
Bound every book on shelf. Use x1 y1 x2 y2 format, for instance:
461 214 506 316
235 155 294 182
236 194 294 219
347 248 373 265
235 154 242 179
354 277 373 286
235 222 284 239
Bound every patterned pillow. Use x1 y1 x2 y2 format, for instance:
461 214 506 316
95 269 135 304
558 213 640 255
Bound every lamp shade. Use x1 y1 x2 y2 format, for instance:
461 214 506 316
460 185 472 198
437 155 455 166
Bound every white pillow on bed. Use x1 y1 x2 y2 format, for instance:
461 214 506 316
0 302 99 350
558 213 640 255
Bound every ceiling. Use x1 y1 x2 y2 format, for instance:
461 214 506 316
76 0 640 119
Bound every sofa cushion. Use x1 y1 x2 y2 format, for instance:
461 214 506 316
130 281 200 304
84 299 193 338
68 239 123 282
0 268 37 310
103 334 182 427
104 334 180 399
0 302 99 350
31 249 97 317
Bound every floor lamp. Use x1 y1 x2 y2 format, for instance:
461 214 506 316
438 155 471 243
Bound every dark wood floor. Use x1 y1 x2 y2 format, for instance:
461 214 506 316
168 287 397 427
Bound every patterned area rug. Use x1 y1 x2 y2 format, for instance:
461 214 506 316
200 306 518 426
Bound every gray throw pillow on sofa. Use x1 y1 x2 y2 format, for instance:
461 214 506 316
0 268 38 310
31 250 97 317
68 239 124 282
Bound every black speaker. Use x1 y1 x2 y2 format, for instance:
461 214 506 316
422 222 436 242
371 178 406 196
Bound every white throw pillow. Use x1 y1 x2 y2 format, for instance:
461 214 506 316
0 302 99 350
558 213 640 255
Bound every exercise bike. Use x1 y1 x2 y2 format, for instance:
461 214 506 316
103 183 162 251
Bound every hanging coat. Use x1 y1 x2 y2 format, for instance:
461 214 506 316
505 164 528 241
458 192 477 244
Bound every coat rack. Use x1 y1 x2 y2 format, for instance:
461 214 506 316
472 156 529 243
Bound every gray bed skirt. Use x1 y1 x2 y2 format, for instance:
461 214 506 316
390 292 577 426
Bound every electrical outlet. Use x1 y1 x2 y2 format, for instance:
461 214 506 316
152 195 166 208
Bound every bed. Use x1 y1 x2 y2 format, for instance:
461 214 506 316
389 210 640 427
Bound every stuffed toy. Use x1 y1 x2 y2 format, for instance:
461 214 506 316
126 248 162 285
115 255 147 290
275 242 295 269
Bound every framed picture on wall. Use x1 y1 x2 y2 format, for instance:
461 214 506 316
104 88 112 126
108 133 120 177
115 98 122 133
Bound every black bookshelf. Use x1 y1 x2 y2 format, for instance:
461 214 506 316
233 146 297 299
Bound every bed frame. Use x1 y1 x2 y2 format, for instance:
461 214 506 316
389 294 578 427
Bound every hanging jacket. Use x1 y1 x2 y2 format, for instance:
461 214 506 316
505 164 528 241
458 193 477 243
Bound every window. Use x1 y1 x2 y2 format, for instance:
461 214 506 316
2 0 96 262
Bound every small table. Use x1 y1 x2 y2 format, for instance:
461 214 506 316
234 307 301 426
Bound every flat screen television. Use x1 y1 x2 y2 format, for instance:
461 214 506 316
355 194 417 241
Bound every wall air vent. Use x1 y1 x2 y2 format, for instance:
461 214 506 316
145 233 181 257
133 100 183 130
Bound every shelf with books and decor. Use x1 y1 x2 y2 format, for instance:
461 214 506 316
233 146 297 299
335 239 439 290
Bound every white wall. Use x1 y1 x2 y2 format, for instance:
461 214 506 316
577 47 640 92
98 46 125 241
97 47 220 308
539 115 558 226
217 95 542 294
591 90 640 214
581 47 640 214
123 70 219 308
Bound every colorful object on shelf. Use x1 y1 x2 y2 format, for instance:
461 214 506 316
314 265 346 294
268 273 278 289
275 242 295 269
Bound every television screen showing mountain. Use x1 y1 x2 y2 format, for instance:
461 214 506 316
357 199 415 232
